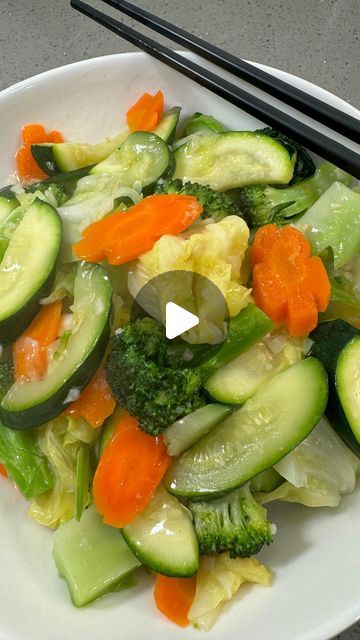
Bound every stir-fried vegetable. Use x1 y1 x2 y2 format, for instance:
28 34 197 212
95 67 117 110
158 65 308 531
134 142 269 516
126 91 164 132
16 124 63 182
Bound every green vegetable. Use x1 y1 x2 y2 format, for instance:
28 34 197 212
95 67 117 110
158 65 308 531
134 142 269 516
75 443 91 521
321 274 360 325
237 162 352 227
0 198 62 344
309 319 360 456
298 181 360 268
189 483 274 558
250 468 283 493
184 112 227 136
153 106 181 143
258 127 315 184
28 414 97 529
336 336 360 444
256 418 359 508
165 358 328 498
122 484 199 577
1 262 112 430
174 131 296 190
204 331 306 405
29 182 69 206
0 421 54 498
164 404 231 457
0 361 13 401
106 306 272 436
0 190 18 221
53 505 140 607
154 178 243 221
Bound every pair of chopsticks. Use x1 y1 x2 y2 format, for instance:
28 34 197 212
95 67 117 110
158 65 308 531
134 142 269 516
71 0 360 179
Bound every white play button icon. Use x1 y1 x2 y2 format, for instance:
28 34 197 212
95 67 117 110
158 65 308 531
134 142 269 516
165 302 199 340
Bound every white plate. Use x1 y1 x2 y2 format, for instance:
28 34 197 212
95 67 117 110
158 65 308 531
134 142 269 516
0 52 359 640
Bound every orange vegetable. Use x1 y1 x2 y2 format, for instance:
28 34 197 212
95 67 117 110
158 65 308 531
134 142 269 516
73 193 203 265
16 123 63 182
154 574 197 627
93 413 171 528
66 365 116 428
126 91 164 132
0 464 7 478
252 224 330 337
13 301 62 382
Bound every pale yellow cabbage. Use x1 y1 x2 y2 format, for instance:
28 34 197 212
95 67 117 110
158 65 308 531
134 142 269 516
28 415 97 529
188 554 271 630
128 216 251 344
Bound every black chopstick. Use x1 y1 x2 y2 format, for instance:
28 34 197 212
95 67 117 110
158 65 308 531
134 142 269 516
99 0 360 143
71 0 360 179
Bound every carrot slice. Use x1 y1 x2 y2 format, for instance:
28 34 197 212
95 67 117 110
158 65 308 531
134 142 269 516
93 413 171 527
252 224 330 337
73 194 203 265
126 91 164 132
13 301 62 382
16 123 63 182
154 574 197 627
0 464 7 478
66 365 116 428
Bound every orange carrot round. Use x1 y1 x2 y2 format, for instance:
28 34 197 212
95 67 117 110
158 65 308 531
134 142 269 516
252 224 330 337
13 301 62 382
0 464 7 478
93 413 171 528
126 91 164 132
16 123 63 182
154 574 197 627
73 194 203 265
66 365 116 428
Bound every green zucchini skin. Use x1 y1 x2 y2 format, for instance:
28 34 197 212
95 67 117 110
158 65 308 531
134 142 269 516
0 263 57 344
0 199 62 344
31 144 60 175
165 358 328 499
0 263 112 430
310 319 360 456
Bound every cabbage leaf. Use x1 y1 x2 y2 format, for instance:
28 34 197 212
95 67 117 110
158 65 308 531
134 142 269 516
188 554 271 630
128 216 251 344
256 418 359 508
28 414 97 529
0 421 54 499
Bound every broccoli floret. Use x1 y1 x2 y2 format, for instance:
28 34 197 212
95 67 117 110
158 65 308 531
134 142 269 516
154 178 242 222
258 127 315 184
237 161 353 228
106 318 206 436
0 361 13 401
189 484 275 558
30 182 69 206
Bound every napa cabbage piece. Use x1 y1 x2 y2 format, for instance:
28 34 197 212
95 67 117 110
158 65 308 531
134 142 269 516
40 264 77 305
0 421 54 498
256 418 360 508
321 256 360 326
298 182 360 269
128 216 251 344
188 554 271 630
28 414 97 529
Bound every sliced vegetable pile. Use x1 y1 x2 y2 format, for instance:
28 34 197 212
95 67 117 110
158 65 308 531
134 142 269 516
0 90 359 631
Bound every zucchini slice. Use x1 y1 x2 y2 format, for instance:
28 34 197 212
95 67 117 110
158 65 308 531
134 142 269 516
1 262 112 429
0 198 62 343
164 404 231 457
310 320 360 456
336 336 360 443
165 358 328 499
31 108 179 176
90 131 173 185
174 131 296 190
122 484 199 577
153 107 181 143
0 189 18 222
31 132 129 175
